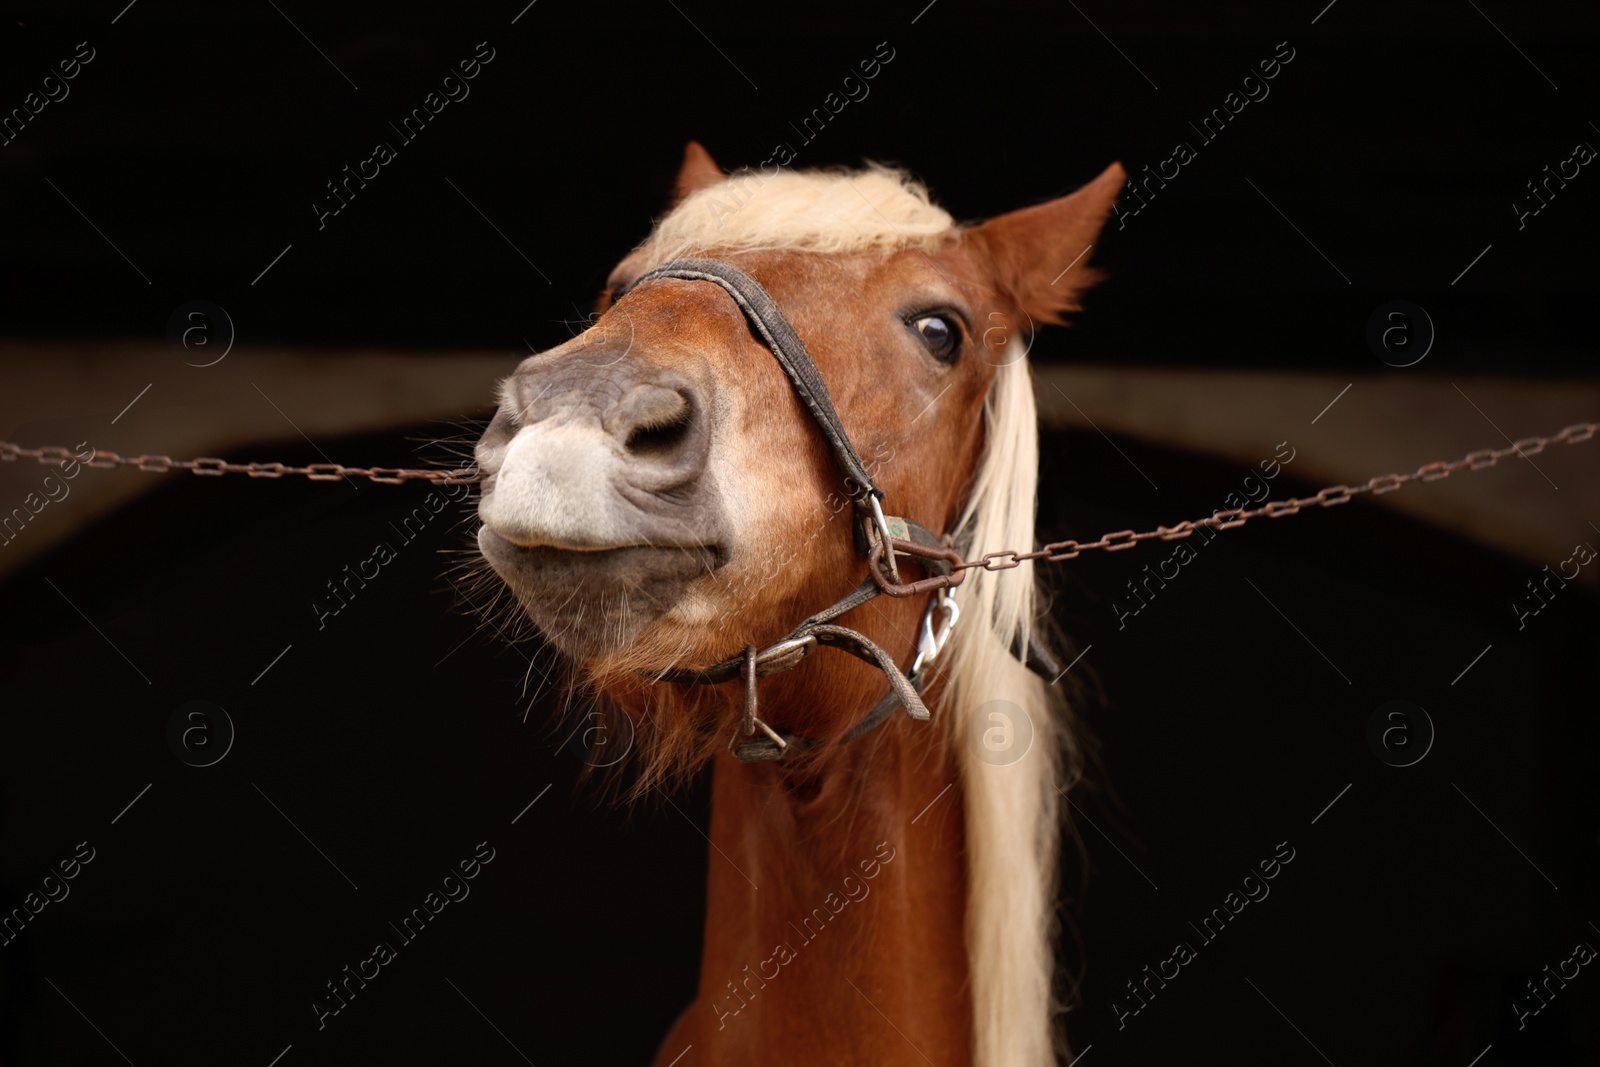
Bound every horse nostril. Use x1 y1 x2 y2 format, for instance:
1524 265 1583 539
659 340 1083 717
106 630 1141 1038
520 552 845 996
622 388 695 460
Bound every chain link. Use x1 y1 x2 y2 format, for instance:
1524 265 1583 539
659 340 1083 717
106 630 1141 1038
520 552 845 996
944 420 1599 577
0 441 480 486
4 420 1597 573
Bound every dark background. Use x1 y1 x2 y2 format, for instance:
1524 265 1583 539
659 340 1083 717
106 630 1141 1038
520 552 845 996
1 1 1597 1064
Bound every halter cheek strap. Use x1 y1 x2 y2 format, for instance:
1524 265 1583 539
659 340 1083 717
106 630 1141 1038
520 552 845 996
621 259 881 508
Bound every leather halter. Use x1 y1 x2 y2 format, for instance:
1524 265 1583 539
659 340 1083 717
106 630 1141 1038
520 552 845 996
613 258 973 762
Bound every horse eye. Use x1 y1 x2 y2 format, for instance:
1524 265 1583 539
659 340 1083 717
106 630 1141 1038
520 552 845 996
910 314 959 362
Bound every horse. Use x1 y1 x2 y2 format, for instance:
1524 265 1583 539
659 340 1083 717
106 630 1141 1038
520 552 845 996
470 142 1124 1066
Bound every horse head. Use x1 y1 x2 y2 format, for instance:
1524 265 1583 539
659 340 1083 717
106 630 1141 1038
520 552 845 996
476 146 1121 742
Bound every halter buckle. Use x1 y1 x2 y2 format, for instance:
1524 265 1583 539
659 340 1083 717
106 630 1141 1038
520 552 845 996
735 643 792 760
737 636 819 743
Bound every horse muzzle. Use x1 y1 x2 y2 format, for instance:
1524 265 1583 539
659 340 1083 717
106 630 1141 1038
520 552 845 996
474 349 729 655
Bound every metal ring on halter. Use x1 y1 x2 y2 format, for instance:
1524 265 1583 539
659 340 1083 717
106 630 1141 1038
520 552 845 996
735 645 789 755
867 494 902 585
747 717 788 751
741 646 759 736
867 538 968 597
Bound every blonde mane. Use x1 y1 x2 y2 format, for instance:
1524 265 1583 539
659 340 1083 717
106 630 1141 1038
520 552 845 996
639 164 953 262
944 348 1080 1066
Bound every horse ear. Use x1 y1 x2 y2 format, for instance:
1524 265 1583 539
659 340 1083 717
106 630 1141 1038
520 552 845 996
673 141 725 204
964 162 1126 326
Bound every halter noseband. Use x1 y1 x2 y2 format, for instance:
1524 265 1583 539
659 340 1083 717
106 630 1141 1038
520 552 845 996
613 258 983 763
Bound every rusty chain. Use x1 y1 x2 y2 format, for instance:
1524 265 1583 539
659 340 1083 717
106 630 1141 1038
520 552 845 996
868 419 1599 594
0 441 480 486
3 420 1596 584
947 420 1598 576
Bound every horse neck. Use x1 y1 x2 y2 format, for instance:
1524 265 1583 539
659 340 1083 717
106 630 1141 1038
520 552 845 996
674 674 974 1066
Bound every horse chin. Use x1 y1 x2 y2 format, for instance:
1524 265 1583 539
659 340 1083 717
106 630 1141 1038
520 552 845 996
477 527 721 661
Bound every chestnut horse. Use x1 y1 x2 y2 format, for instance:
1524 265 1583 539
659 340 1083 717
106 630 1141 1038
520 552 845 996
472 144 1123 1066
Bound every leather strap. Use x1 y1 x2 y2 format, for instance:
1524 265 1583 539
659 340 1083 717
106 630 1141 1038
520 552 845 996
660 520 949 763
1020 634 1061 680
621 258 882 506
